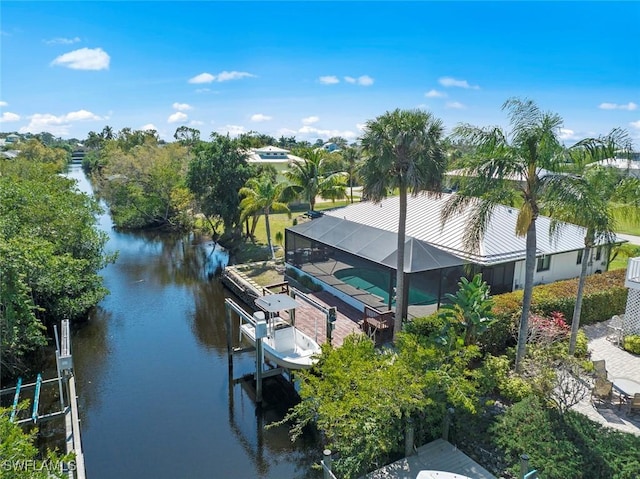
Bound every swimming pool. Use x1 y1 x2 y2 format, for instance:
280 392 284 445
334 268 437 305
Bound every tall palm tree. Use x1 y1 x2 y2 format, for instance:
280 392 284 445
442 98 565 372
239 176 290 260
549 129 637 355
342 146 361 203
284 148 347 210
360 109 446 339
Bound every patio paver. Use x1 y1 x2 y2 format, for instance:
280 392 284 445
571 317 640 435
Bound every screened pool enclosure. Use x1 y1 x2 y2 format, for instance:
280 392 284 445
285 215 467 316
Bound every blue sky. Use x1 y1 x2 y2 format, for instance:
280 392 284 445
1 1 639 145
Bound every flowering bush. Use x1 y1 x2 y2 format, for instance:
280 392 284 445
528 311 570 346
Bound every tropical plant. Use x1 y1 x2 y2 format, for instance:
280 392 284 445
283 148 347 210
342 146 361 203
239 176 290 259
186 133 253 237
439 274 496 346
442 98 566 371
545 129 636 354
360 108 446 339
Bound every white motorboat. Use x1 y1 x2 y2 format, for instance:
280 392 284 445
239 294 321 370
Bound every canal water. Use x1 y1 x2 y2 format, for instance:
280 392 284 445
65 165 320 478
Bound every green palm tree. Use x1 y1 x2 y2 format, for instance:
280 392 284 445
360 108 446 339
549 129 638 355
342 146 361 203
239 176 290 260
284 148 347 210
442 98 566 372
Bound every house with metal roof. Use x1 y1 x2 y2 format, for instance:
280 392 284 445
246 145 305 181
285 192 619 318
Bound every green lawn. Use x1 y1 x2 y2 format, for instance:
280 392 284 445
612 205 640 235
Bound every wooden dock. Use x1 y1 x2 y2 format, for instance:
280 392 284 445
222 266 364 347
365 439 496 479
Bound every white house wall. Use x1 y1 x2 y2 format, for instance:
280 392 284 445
512 248 609 290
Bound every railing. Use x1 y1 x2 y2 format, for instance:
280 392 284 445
625 257 640 289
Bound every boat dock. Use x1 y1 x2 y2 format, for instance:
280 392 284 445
222 265 364 347
364 439 496 479
0 320 86 479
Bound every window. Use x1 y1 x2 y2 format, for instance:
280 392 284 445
595 247 602 261
577 250 583 265
537 255 551 272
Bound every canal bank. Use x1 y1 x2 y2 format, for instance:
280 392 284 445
66 165 321 479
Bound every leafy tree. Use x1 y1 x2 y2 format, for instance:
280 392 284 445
84 130 103 150
186 133 252 237
283 148 348 210
547 129 638 355
0 404 73 479
15 139 68 171
99 142 193 229
439 274 495 346
239 176 290 259
283 330 478 479
0 158 112 375
173 126 201 147
442 98 566 371
360 108 446 338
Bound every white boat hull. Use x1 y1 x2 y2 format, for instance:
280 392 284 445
240 322 321 370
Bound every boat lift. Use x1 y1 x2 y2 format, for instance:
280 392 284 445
1 320 86 479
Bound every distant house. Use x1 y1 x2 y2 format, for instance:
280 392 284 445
322 142 340 153
285 192 621 318
246 146 304 180
590 156 640 179
6 133 20 144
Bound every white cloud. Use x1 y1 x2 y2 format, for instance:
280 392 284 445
218 124 246 136
51 47 110 70
344 75 373 86
189 73 215 84
319 75 339 85
356 123 366 131
298 125 357 140
250 113 272 122
195 88 211 93
425 89 447 98
168 112 188 123
559 128 580 141
141 123 157 131
188 71 255 84
190 120 204 126
277 127 298 136
599 102 637 111
302 116 320 125
45 36 81 45
357 75 374 86
0 101 7 107
438 76 479 89
18 109 103 135
0 112 20 122
445 101 466 109
630 120 640 130
172 102 192 111
217 71 255 82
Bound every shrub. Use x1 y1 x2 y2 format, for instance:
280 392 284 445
478 354 532 402
491 395 640 478
481 269 628 356
623 335 640 355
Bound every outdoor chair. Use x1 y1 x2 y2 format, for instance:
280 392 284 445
592 359 608 379
629 393 640 415
591 378 613 406
606 315 624 346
